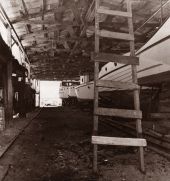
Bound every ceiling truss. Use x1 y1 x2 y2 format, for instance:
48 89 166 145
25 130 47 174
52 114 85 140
0 0 169 80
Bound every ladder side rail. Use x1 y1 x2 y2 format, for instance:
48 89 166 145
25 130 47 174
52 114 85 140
126 0 145 172
93 0 100 173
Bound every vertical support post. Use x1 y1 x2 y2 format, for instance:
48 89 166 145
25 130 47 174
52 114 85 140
19 73 26 118
93 0 100 173
127 0 145 172
6 61 13 122
6 25 13 123
39 80 41 107
2 66 7 130
93 61 99 173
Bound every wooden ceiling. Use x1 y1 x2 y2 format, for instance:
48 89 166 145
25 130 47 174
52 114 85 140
1 0 170 80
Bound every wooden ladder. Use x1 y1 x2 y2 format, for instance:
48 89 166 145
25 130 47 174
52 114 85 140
92 0 147 173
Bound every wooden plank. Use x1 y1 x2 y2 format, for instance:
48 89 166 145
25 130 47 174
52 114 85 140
18 0 31 34
70 3 81 24
42 0 46 31
96 80 139 90
95 107 142 119
19 0 29 15
92 52 139 65
20 25 78 40
11 7 65 24
150 113 170 119
97 30 134 41
92 136 147 147
97 7 132 17
17 19 70 26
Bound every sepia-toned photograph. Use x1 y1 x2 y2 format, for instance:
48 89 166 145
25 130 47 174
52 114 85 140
0 0 170 180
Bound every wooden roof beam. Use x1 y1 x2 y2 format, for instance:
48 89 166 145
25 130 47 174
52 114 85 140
22 37 79 47
70 3 81 25
135 0 170 32
18 0 32 34
15 19 73 25
11 6 65 24
42 0 46 31
31 70 80 75
27 48 70 54
31 70 79 74
31 75 79 80
20 0 29 15
70 0 95 56
19 23 78 39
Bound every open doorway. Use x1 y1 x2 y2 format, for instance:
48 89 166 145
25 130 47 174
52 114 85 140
40 81 62 107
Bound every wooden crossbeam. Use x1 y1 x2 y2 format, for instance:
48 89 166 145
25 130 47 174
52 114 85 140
11 6 65 24
20 25 78 40
97 7 132 17
92 136 147 147
92 52 139 65
70 0 95 56
23 37 78 46
97 30 134 41
19 0 29 15
16 19 72 25
42 0 46 31
18 0 32 34
70 3 81 24
32 75 79 80
96 80 139 90
95 107 142 119
27 47 70 52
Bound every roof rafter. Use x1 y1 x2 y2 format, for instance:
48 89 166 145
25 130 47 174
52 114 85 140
18 0 32 34
11 6 65 24
20 24 78 39
42 0 46 31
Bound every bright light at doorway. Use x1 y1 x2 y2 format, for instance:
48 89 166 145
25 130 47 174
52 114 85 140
40 81 62 107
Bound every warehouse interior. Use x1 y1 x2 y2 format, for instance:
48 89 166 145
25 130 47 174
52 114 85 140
0 0 170 180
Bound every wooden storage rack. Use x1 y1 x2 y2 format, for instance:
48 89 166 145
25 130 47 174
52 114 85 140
92 0 147 173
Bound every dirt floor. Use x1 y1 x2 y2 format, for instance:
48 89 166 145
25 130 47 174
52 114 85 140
0 107 170 181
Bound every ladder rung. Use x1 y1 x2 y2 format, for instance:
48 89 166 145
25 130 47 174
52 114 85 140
97 30 134 41
91 52 139 65
97 7 132 18
96 80 139 90
92 136 147 147
95 107 142 119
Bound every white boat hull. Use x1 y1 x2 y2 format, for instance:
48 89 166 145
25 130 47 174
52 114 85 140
75 62 170 101
59 86 69 99
75 18 170 101
76 83 94 101
68 86 77 98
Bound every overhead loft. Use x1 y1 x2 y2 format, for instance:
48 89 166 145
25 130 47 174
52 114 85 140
0 0 170 80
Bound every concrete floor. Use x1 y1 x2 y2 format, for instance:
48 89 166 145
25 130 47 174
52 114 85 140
0 107 170 181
